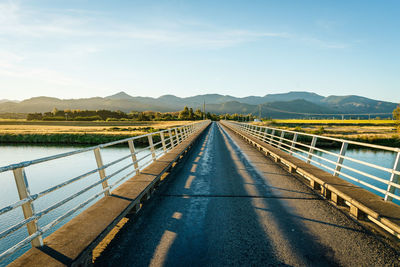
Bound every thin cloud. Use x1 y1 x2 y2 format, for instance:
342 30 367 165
0 1 349 50
300 37 350 49
0 1 288 48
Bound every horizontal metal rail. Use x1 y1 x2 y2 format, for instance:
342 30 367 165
223 121 400 203
0 120 209 263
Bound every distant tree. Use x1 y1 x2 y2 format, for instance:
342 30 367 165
179 106 190 120
393 105 400 120
138 112 148 121
194 109 203 120
188 108 194 120
27 113 43 120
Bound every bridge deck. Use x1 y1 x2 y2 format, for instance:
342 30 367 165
94 122 400 266
9 123 210 267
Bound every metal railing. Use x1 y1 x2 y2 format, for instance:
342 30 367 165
224 121 400 203
0 121 209 262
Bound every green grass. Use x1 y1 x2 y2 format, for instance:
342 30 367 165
0 133 162 146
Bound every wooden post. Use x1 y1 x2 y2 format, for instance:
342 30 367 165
94 148 110 196
128 140 140 174
160 132 167 152
307 136 317 164
148 135 156 161
385 151 400 201
13 168 43 247
334 142 348 176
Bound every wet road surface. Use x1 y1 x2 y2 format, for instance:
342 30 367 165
95 122 400 266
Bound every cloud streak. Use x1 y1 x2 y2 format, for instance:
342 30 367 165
0 1 342 50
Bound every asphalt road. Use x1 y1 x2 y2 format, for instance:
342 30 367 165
95 122 400 267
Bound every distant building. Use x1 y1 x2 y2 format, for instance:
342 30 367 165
254 119 261 122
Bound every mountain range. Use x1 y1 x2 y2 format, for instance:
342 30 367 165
0 91 397 118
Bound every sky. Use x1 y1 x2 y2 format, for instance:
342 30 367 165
0 0 399 102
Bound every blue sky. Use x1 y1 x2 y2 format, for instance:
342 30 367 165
0 0 399 102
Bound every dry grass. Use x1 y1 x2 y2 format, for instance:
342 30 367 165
272 119 396 125
0 121 194 136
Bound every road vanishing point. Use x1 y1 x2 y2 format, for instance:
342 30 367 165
93 122 400 266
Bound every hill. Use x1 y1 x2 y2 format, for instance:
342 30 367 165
0 91 397 118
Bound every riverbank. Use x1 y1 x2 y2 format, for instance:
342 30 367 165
0 133 163 146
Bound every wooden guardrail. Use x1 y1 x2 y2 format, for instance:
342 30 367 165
221 121 400 239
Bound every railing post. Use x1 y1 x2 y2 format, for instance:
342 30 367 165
148 135 156 161
94 148 110 196
175 129 181 144
307 136 317 164
269 129 275 145
160 132 167 153
334 142 348 176
385 151 400 201
168 129 175 148
290 133 298 155
244 124 248 133
252 125 257 135
262 128 269 142
13 168 43 247
278 131 285 148
180 127 185 140
128 140 140 174
253 126 258 136
256 126 262 137
179 127 184 141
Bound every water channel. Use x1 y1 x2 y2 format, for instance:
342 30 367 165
0 144 151 265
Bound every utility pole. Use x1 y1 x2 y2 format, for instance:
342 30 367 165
203 100 206 120
258 105 261 120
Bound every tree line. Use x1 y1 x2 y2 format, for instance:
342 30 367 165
26 107 258 122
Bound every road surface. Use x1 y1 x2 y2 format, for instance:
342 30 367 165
95 122 400 266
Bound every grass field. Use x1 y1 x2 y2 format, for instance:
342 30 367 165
272 119 396 125
0 120 193 135
0 120 195 145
